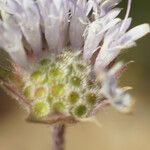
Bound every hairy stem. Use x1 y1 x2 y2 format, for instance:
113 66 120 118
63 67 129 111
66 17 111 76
52 124 65 150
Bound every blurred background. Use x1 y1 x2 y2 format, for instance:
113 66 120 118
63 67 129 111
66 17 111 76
0 0 150 150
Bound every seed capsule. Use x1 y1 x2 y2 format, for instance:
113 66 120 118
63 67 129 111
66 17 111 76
70 76 81 87
74 105 87 117
68 91 79 104
51 84 64 96
49 67 62 77
85 92 97 105
24 85 34 100
32 101 50 118
53 101 65 112
31 71 45 83
35 87 46 98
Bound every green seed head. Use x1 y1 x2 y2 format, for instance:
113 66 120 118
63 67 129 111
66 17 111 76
53 101 65 112
68 91 79 104
40 58 50 66
31 71 45 83
86 92 97 105
24 85 34 100
22 50 101 119
35 87 46 98
51 84 64 96
74 105 87 117
70 76 81 87
49 67 62 78
32 101 50 118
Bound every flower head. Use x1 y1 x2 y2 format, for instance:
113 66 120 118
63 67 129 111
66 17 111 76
0 0 149 124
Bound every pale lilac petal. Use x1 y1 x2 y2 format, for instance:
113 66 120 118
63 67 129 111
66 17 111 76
0 20 28 69
86 0 101 17
69 0 88 49
0 0 42 56
111 89 133 113
100 64 133 113
95 22 150 70
83 9 121 60
100 0 121 16
103 8 122 21
108 62 124 76
37 0 69 53
0 0 23 14
120 24 150 45
95 47 120 70
94 21 122 69
98 18 121 35
119 18 132 33
1 10 18 27
120 0 132 32
83 20 103 59
86 0 95 16
69 16 86 49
